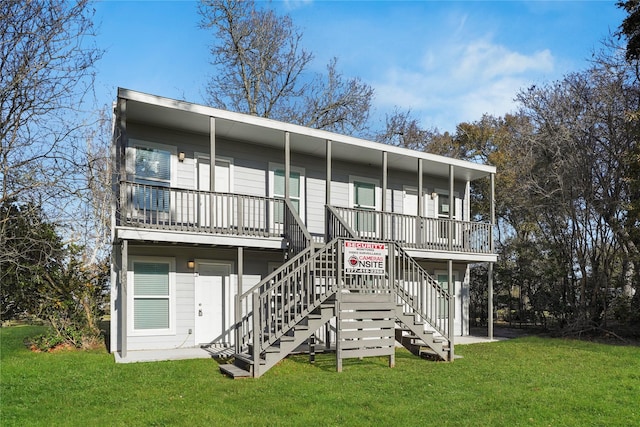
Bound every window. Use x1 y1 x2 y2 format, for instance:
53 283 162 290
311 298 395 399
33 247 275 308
437 194 455 218
270 165 304 224
129 141 174 214
437 273 455 320
129 258 175 334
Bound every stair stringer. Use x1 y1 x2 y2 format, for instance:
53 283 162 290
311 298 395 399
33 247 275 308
253 299 336 377
394 309 450 361
227 238 342 378
388 242 453 361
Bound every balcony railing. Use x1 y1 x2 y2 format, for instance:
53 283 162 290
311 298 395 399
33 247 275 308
118 182 493 254
119 181 284 238
332 206 493 254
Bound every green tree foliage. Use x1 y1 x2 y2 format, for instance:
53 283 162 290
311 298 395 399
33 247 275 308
618 0 640 62
1 200 109 348
0 201 64 320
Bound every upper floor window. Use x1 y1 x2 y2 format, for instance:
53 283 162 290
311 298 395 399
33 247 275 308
270 164 305 224
135 146 171 184
437 194 455 218
127 140 176 214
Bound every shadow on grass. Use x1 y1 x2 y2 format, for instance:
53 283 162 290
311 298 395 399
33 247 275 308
285 348 422 373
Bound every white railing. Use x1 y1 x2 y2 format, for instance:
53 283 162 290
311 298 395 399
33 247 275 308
119 181 284 238
332 206 492 254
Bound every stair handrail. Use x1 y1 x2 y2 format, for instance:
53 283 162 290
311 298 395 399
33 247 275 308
389 241 451 339
237 238 342 355
284 198 312 257
326 205 357 240
328 204 451 340
236 245 314 352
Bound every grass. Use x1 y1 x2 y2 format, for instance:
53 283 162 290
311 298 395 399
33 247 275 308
1 326 639 426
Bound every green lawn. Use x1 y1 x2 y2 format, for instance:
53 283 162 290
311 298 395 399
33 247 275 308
1 326 639 426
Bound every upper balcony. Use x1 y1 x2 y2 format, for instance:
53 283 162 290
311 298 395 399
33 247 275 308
115 181 494 261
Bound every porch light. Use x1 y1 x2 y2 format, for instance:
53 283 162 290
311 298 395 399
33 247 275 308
178 152 186 162
187 260 195 269
431 192 437 199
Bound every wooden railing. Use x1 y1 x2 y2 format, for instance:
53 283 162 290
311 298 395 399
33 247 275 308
283 198 312 257
332 206 492 254
326 205 451 337
236 239 340 355
119 181 284 237
389 242 451 337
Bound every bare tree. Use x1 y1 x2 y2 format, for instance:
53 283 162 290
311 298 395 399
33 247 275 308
1 0 103 326
0 0 102 226
198 0 373 135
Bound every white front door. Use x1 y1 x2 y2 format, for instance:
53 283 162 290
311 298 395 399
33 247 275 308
197 158 231 228
194 262 232 345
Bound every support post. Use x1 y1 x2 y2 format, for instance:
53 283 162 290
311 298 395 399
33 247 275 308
121 240 128 359
284 131 290 201
490 173 495 252
488 261 494 341
449 165 454 252
236 247 243 353
326 140 332 242
448 259 454 361
252 292 260 378
489 172 495 340
210 117 216 192
336 241 343 373
381 151 388 238
416 159 423 245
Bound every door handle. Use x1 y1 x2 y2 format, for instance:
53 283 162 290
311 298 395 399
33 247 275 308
198 309 203 317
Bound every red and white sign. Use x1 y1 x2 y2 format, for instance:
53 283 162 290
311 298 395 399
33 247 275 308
344 241 386 276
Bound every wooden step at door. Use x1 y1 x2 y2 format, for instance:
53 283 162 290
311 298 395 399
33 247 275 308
219 363 252 379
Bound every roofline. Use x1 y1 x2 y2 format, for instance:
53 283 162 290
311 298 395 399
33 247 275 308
117 88 497 176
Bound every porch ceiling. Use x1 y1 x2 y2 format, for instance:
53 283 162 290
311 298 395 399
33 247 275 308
120 88 495 182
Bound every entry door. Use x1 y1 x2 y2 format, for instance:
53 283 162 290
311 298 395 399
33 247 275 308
194 263 232 345
403 187 420 244
353 181 376 236
197 158 230 228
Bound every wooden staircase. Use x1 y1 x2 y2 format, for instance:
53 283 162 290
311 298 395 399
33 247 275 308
220 299 336 378
218 206 454 378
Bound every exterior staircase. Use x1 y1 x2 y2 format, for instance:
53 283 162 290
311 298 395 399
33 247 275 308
218 206 454 378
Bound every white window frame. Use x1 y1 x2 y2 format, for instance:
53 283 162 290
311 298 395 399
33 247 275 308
269 163 306 223
125 140 177 217
433 188 460 220
126 139 177 187
127 256 176 336
349 176 381 210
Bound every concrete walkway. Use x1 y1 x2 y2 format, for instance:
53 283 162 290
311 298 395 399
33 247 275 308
114 333 508 363
114 347 216 364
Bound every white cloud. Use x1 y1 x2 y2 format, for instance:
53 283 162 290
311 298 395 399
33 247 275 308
372 36 556 132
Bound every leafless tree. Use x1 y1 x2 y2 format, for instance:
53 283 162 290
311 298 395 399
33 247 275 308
1 0 103 322
0 0 102 227
198 0 373 135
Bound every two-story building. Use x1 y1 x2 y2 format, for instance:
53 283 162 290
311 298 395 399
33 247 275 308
110 88 497 377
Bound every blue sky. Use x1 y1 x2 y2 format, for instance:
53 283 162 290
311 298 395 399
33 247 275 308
94 0 625 133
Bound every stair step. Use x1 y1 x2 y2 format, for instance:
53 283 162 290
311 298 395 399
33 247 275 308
219 363 251 378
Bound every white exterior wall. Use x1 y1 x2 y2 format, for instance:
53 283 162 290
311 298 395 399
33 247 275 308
116 245 282 352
